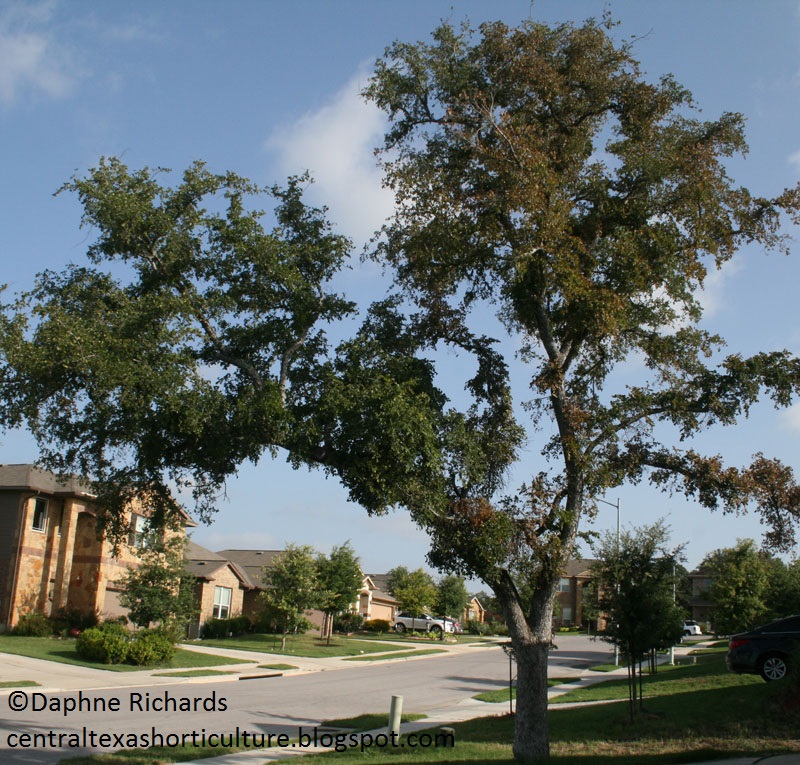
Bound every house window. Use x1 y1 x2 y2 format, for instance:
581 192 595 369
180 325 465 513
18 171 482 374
213 586 232 620
31 498 48 533
129 514 150 547
558 577 570 593
562 607 572 625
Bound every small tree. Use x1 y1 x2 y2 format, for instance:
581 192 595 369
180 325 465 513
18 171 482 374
386 567 437 617
703 539 771 635
436 574 470 623
316 542 363 645
593 522 684 719
260 544 320 651
118 535 197 632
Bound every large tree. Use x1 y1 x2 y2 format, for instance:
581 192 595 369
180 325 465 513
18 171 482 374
2 18 800 763
361 18 800 760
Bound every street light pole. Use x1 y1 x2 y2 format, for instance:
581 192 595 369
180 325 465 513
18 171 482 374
597 497 621 666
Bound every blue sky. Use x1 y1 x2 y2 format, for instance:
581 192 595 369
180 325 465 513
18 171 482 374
1 0 799 579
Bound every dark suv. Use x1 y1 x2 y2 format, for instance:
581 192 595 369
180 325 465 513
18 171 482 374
726 615 800 682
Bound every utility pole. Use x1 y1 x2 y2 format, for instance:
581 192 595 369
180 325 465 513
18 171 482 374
597 497 621 667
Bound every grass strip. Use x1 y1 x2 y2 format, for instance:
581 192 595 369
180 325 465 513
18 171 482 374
0 635 248 672
195 633 414 658
258 663 298 670
473 677 573 702
151 669 238 677
0 680 39 688
344 649 447 662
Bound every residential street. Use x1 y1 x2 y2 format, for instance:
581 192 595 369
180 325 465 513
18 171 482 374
0 635 613 764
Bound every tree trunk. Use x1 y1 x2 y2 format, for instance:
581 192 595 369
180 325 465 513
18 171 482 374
495 576 555 762
513 638 551 762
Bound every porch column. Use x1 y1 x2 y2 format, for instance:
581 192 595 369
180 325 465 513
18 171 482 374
51 499 78 611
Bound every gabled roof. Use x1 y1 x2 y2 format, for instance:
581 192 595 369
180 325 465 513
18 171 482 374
185 541 255 588
215 549 283 588
562 558 598 578
364 573 398 605
0 464 94 498
0 464 197 527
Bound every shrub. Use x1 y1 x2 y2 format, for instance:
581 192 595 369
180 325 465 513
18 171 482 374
362 619 392 633
76 622 129 664
334 613 363 633
12 612 53 637
201 618 231 640
465 619 491 636
127 629 175 666
229 615 252 636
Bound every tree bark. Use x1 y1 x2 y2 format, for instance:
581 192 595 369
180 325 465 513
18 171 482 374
513 638 551 762
495 576 555 762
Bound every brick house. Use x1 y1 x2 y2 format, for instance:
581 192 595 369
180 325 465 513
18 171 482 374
183 541 254 638
554 558 600 628
0 464 194 630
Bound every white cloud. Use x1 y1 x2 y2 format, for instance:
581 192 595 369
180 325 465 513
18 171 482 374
789 149 800 169
0 3 77 105
265 68 395 246
782 403 800 432
698 256 743 318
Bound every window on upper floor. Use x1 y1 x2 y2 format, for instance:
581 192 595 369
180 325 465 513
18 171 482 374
31 498 48 533
129 514 151 548
558 577 570 593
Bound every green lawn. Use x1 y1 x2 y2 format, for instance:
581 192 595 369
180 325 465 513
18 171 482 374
473 677 573 703
194 633 418 658
0 680 39 688
0 635 248 672
351 632 494 645
344 648 448 662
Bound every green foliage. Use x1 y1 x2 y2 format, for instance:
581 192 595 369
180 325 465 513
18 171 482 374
1 16 799 765
333 612 363 633
11 612 53 637
76 623 129 665
201 616 251 640
51 607 98 633
435 574 470 618
0 159 355 542
704 539 769 634
701 539 798 634
363 19 800 758
118 535 197 629
593 521 684 718
362 619 392 632
316 542 363 643
127 628 175 666
386 567 437 615
260 544 320 650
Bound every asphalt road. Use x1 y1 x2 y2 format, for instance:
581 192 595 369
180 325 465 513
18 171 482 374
0 635 614 764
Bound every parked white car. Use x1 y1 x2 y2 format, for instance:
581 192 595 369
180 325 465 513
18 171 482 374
682 620 702 637
393 612 461 634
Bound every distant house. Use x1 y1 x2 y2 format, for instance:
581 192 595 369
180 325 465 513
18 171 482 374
688 567 714 626
462 596 485 625
183 541 254 638
554 558 600 629
0 464 194 630
359 574 398 623
214 549 283 622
